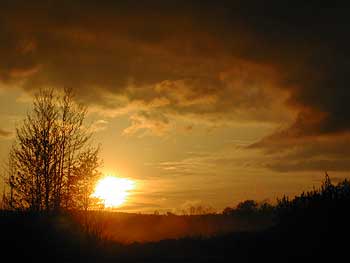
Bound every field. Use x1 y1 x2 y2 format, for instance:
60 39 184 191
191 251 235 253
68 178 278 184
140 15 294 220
71 210 274 243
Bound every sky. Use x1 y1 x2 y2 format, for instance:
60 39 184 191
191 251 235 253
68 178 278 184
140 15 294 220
1 1 350 213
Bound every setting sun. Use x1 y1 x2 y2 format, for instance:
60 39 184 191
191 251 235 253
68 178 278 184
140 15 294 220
92 176 135 208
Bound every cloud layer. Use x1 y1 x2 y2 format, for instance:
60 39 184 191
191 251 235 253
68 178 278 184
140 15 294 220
1 0 349 171
0 128 12 138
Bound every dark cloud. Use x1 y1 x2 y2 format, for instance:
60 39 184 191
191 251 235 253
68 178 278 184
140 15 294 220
0 1 292 119
0 1 349 170
248 132 350 172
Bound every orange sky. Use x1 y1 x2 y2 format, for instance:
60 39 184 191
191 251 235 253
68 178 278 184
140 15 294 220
1 1 350 213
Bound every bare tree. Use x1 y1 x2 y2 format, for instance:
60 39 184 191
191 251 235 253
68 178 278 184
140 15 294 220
3 88 101 212
1 152 16 210
70 147 101 211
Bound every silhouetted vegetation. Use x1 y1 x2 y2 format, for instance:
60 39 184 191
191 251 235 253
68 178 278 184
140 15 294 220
223 199 274 216
179 204 217 215
275 173 350 221
2 88 101 212
1 174 349 262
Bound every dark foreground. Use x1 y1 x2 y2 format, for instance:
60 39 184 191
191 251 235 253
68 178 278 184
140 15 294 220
1 208 348 263
1 177 350 262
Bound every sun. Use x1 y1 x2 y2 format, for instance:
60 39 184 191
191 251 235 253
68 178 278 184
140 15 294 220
92 176 135 208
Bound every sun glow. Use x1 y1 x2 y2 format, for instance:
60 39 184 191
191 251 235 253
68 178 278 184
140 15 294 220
92 176 135 208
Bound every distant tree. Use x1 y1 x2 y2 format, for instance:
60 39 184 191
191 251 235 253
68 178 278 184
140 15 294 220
236 200 258 214
222 206 234 216
153 210 160 215
182 205 216 215
166 211 175 216
3 88 101 212
258 201 274 214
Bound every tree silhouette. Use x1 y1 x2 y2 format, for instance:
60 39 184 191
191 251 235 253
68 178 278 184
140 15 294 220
275 173 350 225
4 88 101 212
223 199 262 216
236 200 258 214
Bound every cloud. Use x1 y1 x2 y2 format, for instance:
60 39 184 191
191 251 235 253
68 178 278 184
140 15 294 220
0 128 13 139
0 0 349 171
0 1 293 128
249 132 350 172
123 111 171 137
90 119 109 132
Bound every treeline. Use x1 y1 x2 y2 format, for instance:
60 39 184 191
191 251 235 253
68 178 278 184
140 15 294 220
223 199 274 217
222 173 350 224
156 173 349 220
275 173 350 225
